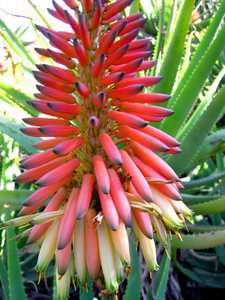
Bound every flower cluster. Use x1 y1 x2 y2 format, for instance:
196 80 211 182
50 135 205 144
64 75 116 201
10 0 192 298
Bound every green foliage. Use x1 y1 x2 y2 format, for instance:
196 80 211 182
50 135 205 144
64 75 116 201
5 211 27 300
0 19 35 66
0 114 37 154
0 257 9 300
0 82 37 116
124 235 141 300
151 253 170 300
0 190 31 208
169 85 225 174
153 0 195 94
172 229 225 249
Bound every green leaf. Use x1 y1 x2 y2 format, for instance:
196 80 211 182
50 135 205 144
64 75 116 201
151 254 170 300
0 257 9 300
168 85 225 174
188 225 225 233
6 211 27 300
161 0 225 135
0 82 37 116
189 196 225 215
0 19 35 65
129 0 140 15
0 190 31 208
210 215 225 266
26 0 52 29
152 0 195 93
0 114 38 154
172 229 225 249
175 261 225 288
124 235 141 300
80 278 94 300
183 169 225 189
190 129 225 168
182 193 221 205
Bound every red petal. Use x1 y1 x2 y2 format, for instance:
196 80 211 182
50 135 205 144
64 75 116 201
76 174 95 219
108 110 148 128
36 158 80 186
57 188 79 249
121 150 153 202
93 155 110 194
53 137 84 155
118 125 169 152
98 188 119 230
108 169 132 226
99 133 122 165
131 142 179 180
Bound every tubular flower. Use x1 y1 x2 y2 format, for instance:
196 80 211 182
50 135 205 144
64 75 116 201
9 0 192 297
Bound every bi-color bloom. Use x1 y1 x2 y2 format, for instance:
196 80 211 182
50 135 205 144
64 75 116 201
8 0 192 298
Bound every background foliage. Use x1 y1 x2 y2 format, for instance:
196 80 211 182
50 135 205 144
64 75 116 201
0 0 225 299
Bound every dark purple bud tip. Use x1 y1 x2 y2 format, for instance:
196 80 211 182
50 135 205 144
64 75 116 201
119 72 125 80
76 210 85 220
110 224 119 231
20 128 26 133
98 92 106 103
140 121 149 128
114 159 123 166
165 94 171 100
101 186 110 194
89 116 100 128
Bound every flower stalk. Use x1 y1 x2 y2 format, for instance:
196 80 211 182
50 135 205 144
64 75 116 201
4 0 193 296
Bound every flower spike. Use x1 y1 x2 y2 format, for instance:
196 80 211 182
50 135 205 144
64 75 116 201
12 0 191 296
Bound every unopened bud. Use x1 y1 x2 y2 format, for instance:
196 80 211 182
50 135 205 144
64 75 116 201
36 221 59 273
97 221 119 292
89 116 100 128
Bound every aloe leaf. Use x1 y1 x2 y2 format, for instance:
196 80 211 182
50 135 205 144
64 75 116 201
172 229 225 249
151 254 170 300
191 129 225 168
183 169 225 189
0 19 35 65
168 85 225 174
129 0 140 15
0 190 31 208
210 215 225 266
0 257 9 300
0 114 38 154
80 279 94 300
166 0 179 40
175 261 225 288
124 235 141 300
152 0 195 93
0 30 21 58
182 193 221 205
0 82 37 116
161 0 225 135
5 211 27 300
151 0 166 75
26 0 52 29
189 196 225 215
188 225 225 233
